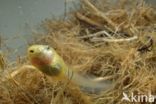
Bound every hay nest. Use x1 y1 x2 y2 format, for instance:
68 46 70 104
0 0 156 104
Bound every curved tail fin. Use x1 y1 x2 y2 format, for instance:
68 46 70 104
65 69 113 94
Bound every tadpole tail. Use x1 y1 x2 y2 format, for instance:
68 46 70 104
65 69 113 93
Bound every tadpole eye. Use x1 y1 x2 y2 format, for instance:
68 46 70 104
29 50 34 53
46 46 50 50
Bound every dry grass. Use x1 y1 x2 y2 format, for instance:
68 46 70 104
0 0 156 104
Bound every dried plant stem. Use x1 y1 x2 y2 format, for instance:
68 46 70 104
10 65 36 78
8 74 39 104
91 35 138 42
79 30 113 39
76 12 103 27
83 0 116 30
65 85 93 104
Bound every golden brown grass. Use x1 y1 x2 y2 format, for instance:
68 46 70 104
0 0 156 104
